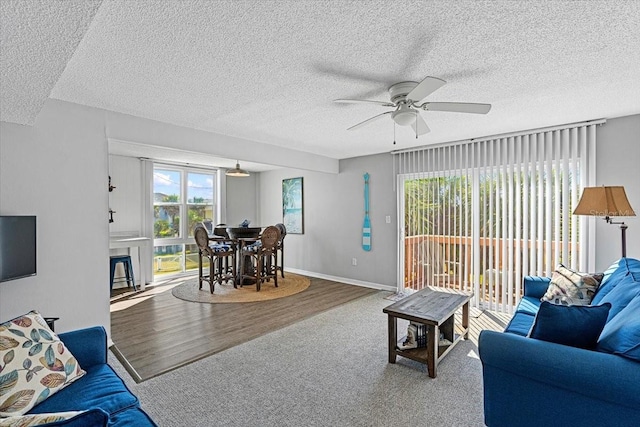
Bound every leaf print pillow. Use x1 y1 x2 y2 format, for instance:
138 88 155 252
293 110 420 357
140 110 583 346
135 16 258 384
0 311 85 416
541 264 604 306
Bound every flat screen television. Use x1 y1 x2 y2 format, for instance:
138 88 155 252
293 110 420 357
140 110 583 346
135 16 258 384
0 216 37 282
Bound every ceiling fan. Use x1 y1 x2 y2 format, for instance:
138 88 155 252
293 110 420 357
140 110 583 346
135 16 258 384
334 76 491 136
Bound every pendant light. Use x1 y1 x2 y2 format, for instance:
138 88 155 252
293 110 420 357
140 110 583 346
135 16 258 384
225 161 250 177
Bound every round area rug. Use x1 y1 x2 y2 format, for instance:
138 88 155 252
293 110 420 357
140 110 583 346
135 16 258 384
171 273 310 303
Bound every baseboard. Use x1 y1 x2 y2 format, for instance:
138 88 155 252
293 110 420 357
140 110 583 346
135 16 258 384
284 268 396 293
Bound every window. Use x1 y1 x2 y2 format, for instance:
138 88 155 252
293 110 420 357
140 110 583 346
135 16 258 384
187 172 215 237
153 166 217 277
154 169 181 239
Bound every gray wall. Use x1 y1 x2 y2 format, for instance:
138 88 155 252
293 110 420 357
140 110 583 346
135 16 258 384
594 114 640 270
226 174 258 227
259 153 397 290
0 101 110 332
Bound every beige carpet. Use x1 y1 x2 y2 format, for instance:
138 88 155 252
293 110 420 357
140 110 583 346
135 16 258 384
171 273 310 303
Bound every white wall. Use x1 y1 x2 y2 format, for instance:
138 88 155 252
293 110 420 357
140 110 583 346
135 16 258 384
108 155 143 234
0 101 110 333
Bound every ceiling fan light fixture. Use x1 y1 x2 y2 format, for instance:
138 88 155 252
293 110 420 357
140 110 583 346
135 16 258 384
392 106 418 126
226 161 250 177
334 75 491 137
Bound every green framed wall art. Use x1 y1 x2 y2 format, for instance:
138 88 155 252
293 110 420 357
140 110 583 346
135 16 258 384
282 177 304 234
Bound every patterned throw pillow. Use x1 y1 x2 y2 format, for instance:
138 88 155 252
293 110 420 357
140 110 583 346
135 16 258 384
541 264 604 306
0 411 84 426
0 311 85 417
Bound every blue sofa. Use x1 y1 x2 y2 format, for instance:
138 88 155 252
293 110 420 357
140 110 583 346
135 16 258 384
479 258 640 427
26 326 157 426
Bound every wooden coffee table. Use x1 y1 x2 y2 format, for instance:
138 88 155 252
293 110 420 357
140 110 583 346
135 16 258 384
383 288 472 378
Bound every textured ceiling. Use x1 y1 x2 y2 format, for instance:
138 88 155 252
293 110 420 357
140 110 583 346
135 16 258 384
0 0 102 124
2 0 640 161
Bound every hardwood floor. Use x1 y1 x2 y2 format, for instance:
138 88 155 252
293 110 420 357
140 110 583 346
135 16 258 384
110 275 378 382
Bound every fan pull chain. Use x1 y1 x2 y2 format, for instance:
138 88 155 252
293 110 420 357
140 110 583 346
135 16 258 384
393 122 396 145
415 110 418 139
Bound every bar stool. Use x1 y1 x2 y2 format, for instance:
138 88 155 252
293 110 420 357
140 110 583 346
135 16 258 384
239 225 280 291
194 225 236 293
110 255 137 291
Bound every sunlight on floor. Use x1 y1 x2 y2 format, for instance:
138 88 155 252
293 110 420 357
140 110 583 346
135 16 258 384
109 276 192 312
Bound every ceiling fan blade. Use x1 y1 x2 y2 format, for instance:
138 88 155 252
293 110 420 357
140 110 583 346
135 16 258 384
334 99 395 107
406 76 446 102
347 111 393 130
423 102 492 114
410 112 430 135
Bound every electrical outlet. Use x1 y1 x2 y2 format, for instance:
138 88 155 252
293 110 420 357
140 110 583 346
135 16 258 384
352 258 357 266
385 215 391 223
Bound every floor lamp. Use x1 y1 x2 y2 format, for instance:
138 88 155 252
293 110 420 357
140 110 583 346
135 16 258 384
573 186 636 257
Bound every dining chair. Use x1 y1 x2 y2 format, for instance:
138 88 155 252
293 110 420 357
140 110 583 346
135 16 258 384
212 223 237 281
274 223 287 278
239 225 280 291
194 225 235 293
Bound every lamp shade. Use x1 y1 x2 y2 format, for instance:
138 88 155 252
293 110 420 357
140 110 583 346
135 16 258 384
573 186 636 217
225 161 250 177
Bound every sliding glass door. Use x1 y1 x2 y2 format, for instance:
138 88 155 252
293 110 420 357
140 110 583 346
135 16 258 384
397 124 597 313
403 174 472 294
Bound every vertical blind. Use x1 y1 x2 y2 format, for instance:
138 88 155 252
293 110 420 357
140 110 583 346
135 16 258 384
394 121 601 313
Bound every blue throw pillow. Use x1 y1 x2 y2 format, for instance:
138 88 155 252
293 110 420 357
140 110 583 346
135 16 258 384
598 294 640 362
528 301 611 349
597 274 640 321
592 258 640 304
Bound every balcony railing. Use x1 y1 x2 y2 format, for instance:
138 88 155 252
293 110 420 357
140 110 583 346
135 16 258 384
404 234 573 311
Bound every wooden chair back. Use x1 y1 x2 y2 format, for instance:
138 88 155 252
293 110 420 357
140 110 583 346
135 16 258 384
194 226 211 251
275 223 287 240
274 223 286 278
260 226 280 250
